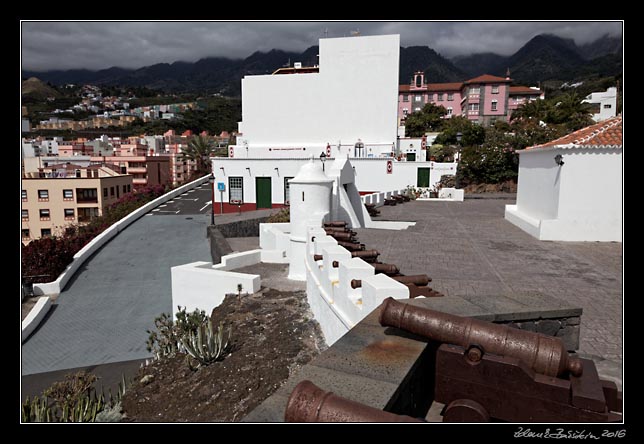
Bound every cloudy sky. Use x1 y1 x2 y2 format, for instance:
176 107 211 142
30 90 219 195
21 21 623 72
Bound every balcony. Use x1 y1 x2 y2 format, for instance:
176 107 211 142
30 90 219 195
77 197 98 204
127 167 147 174
132 178 148 185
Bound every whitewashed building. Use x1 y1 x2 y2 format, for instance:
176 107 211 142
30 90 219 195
505 116 622 241
214 34 458 213
232 34 400 158
583 87 618 122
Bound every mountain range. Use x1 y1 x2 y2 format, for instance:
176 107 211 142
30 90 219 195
23 34 622 95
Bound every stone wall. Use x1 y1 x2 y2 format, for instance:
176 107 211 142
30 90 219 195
505 316 580 352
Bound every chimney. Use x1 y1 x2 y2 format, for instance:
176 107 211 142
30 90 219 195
505 67 511 80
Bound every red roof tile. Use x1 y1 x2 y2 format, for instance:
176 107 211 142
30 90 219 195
464 74 511 84
509 86 542 95
528 116 622 150
427 82 463 91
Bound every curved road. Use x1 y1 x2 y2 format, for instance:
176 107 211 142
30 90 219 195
22 184 213 375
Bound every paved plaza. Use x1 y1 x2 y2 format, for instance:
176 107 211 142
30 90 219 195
356 197 623 365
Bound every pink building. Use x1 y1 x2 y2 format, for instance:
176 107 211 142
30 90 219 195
398 72 543 127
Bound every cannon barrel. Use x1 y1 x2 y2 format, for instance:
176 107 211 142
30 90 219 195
324 221 347 228
350 279 362 289
313 254 323 261
351 249 379 260
285 380 422 423
391 275 431 286
327 231 355 241
324 227 357 235
373 263 400 275
337 241 365 251
379 297 583 378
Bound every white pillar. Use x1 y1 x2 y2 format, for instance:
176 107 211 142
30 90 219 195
288 158 334 280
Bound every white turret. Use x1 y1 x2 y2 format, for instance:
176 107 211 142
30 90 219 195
287 158 334 280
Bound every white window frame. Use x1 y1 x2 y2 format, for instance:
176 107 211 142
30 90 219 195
491 86 499 94
229 177 244 203
491 100 498 111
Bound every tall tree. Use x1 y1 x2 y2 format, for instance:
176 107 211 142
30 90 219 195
180 135 215 175
404 103 448 137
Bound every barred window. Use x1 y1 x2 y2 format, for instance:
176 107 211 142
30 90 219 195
229 177 243 203
63 189 73 199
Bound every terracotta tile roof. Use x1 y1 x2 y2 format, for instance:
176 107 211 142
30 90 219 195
400 83 463 92
464 74 511 84
427 82 463 91
509 86 542 95
527 116 622 150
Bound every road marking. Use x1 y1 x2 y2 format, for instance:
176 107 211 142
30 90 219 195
199 201 213 212
187 190 195 193
155 210 181 214
160 204 167 207
152 208 160 212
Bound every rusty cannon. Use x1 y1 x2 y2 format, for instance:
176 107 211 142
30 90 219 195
379 297 581 378
379 297 622 422
313 250 379 263
285 380 422 423
324 227 357 236
326 231 356 241
336 240 366 252
323 221 347 228
351 275 430 288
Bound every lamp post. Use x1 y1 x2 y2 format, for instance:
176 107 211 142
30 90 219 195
209 172 215 225
319 151 327 171
455 132 463 162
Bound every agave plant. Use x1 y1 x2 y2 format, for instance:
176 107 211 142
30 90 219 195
180 321 231 369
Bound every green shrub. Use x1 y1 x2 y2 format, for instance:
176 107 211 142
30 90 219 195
21 371 127 423
267 207 290 223
180 321 232 369
146 306 209 360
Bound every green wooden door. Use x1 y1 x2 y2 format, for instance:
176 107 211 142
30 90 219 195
256 177 272 209
406 153 416 162
417 168 430 187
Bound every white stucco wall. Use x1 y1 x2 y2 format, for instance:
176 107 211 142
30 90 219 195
514 149 562 221
212 157 457 205
506 146 622 241
583 87 618 122
237 34 399 150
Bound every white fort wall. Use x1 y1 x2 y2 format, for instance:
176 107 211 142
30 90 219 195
212 157 457 207
236 35 400 152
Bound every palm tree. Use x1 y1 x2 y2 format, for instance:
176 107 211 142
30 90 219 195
551 92 594 130
179 135 215 175
510 99 552 123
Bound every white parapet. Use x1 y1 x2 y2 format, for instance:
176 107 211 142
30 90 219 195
304 227 409 345
171 259 260 317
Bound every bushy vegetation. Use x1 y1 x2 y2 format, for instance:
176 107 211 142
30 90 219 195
21 371 127 422
21 185 166 284
407 92 597 186
146 306 232 369
267 207 290 223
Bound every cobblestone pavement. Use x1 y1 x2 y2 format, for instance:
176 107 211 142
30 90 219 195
356 198 623 365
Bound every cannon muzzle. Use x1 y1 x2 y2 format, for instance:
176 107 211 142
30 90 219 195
285 380 422 423
379 297 583 378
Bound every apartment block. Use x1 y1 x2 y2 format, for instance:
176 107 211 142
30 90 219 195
21 165 133 243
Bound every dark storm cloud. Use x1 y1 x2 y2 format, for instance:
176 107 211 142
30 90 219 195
21 21 622 71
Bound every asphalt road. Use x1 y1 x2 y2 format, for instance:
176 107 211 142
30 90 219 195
21 213 211 376
150 182 214 216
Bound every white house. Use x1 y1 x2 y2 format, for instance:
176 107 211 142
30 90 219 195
505 116 622 241
582 87 618 122
232 34 400 158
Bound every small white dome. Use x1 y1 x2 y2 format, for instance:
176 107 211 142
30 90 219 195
291 158 334 183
